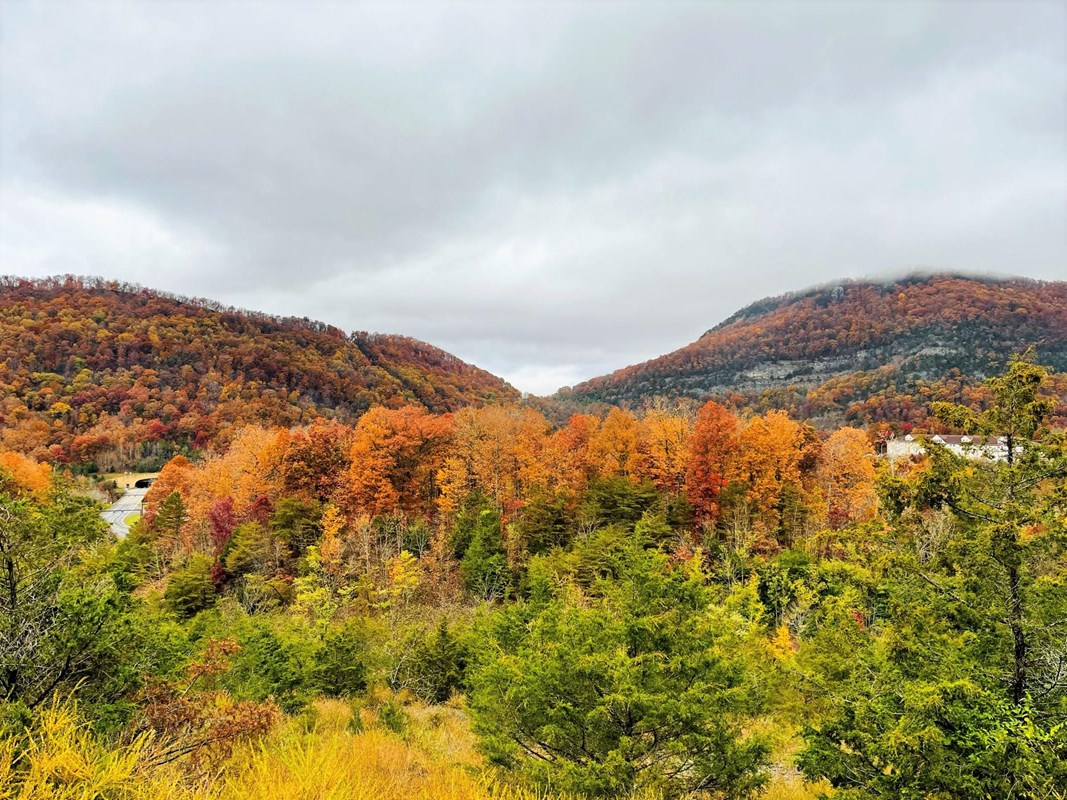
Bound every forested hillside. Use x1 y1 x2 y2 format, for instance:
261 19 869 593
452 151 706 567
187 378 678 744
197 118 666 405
0 276 518 469
1 355 1064 799
7 274 1063 474
1 274 1065 799
564 274 1067 426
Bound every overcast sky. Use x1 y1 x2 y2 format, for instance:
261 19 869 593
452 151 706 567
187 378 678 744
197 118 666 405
2 1 1065 394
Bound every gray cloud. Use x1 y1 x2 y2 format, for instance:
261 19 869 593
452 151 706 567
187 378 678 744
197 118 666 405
2 0 1065 394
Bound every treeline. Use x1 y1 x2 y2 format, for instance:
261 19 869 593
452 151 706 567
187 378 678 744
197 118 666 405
0 276 518 469
139 400 879 587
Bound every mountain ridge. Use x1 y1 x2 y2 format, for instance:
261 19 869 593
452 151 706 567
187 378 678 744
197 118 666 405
561 273 1067 426
706 271 1028 333
0 275 518 468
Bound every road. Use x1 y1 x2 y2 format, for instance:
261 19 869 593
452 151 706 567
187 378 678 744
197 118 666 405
101 487 149 538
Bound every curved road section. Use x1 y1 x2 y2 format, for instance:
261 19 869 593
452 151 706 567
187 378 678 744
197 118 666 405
101 487 149 538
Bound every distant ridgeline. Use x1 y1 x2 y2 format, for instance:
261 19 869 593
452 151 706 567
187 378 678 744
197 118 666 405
560 274 1067 428
2 273 1064 472
0 276 518 470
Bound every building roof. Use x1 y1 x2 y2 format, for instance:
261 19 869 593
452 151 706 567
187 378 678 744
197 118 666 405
898 433 1007 446
928 434 1005 446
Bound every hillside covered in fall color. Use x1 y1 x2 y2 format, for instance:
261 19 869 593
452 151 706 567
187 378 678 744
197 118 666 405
2 352 1065 799
0 276 518 468
563 274 1067 426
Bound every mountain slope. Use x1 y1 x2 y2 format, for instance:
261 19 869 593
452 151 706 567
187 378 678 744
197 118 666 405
562 274 1067 425
0 276 518 467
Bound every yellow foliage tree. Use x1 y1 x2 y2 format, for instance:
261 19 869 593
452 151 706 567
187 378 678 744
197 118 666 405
817 427 877 528
730 411 810 546
383 550 422 610
589 408 640 480
319 503 345 582
634 409 690 495
0 451 51 497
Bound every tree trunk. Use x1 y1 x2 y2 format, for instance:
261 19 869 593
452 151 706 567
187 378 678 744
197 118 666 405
1007 560 1027 705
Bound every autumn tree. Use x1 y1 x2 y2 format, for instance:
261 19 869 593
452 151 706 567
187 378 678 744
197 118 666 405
215 427 289 516
144 455 193 528
0 452 51 497
589 408 640 480
208 496 237 585
545 413 600 498
686 401 739 527
437 406 551 518
729 411 813 548
634 408 690 497
343 406 450 519
281 422 353 503
318 503 345 583
817 427 877 528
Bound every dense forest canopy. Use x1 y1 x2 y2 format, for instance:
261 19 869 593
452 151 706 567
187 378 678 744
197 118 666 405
0 276 518 470
3 274 1066 476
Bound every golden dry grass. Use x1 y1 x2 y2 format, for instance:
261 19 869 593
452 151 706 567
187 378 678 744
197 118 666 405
215 698 528 800
0 698 826 800
0 701 192 800
0 699 571 800
758 777 832 800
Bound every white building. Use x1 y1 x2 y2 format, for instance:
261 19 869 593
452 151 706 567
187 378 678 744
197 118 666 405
883 434 1022 462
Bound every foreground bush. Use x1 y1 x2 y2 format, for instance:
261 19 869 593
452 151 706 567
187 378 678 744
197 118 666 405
470 539 769 798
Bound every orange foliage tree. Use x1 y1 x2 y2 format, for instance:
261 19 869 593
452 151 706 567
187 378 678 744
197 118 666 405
343 406 452 519
281 421 353 503
588 408 640 480
545 413 600 499
817 427 878 528
436 406 552 518
634 409 690 496
730 411 816 547
686 401 739 526
0 451 51 497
